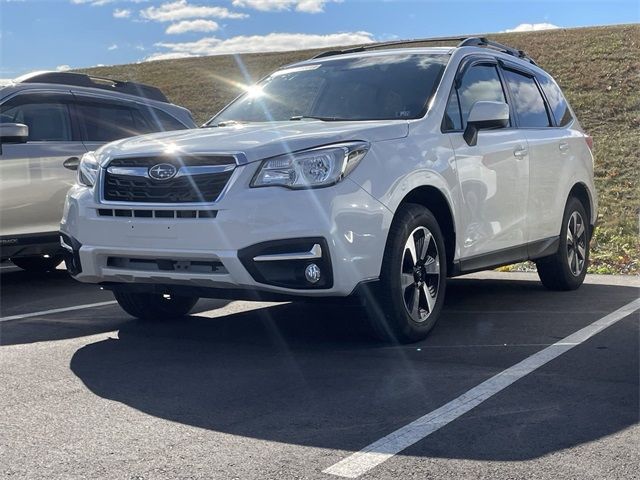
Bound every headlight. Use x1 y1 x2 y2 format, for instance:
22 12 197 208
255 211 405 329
77 152 99 187
251 142 369 189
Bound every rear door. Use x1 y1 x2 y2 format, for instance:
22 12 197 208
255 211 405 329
444 59 530 260
503 68 581 243
0 91 86 237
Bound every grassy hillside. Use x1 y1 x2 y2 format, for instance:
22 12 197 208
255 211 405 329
80 24 639 275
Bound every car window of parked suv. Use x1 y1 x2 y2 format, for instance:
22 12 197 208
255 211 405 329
75 101 152 142
210 54 450 124
141 106 190 132
537 75 573 127
502 69 551 128
444 63 507 131
1 101 73 141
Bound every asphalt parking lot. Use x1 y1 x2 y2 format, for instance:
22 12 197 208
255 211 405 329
1 264 638 480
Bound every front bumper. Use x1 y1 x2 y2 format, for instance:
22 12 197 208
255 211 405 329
60 174 391 297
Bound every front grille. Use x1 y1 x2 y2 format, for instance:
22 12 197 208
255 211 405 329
103 155 236 203
107 155 235 167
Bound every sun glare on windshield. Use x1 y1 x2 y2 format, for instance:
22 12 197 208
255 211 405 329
211 53 450 124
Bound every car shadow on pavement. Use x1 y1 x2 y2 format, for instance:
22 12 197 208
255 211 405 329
69 278 639 460
0 268 230 346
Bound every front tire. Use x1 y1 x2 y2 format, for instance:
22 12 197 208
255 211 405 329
365 203 447 343
113 291 198 321
536 196 590 291
11 255 63 272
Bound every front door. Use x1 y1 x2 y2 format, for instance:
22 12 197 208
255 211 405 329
0 92 86 237
444 61 530 259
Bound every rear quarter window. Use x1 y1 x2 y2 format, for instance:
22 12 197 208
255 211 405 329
538 75 573 127
140 106 189 132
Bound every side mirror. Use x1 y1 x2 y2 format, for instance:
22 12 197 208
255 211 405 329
0 123 29 144
463 101 509 146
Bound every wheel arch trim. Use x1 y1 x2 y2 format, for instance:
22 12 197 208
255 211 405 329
394 185 457 272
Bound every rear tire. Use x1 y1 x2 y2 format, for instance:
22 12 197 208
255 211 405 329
536 196 590 291
364 203 447 343
11 255 63 272
113 290 198 321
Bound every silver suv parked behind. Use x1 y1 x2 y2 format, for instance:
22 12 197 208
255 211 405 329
0 72 196 271
61 37 597 343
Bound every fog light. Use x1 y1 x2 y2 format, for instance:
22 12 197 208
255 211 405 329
305 263 321 284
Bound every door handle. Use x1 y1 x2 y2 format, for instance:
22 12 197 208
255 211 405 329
559 142 570 153
513 146 528 158
63 157 80 171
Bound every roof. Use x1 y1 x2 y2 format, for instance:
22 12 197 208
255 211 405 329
289 47 454 68
308 36 537 66
13 71 169 103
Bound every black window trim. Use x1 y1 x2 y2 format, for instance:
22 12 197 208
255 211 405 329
440 54 516 134
0 90 82 142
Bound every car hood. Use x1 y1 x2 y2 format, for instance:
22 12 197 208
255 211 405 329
97 120 409 165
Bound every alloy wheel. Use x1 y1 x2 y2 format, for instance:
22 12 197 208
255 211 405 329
400 226 441 322
566 211 587 276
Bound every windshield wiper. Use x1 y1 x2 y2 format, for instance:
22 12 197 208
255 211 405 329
289 115 350 122
201 120 248 128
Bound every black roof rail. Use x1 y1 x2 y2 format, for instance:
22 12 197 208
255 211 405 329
17 71 169 103
311 34 537 66
457 37 537 65
312 35 469 59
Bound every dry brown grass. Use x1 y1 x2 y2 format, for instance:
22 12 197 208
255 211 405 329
80 24 640 274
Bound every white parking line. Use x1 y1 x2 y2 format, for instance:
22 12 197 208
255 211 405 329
324 297 640 478
0 301 117 323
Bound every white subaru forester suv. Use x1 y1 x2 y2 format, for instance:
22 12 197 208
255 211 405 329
61 37 596 343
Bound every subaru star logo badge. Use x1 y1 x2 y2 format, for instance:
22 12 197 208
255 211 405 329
148 163 177 181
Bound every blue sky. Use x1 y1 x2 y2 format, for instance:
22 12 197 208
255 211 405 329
1 0 638 77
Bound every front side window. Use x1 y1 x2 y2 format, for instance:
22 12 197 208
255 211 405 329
503 69 551 128
76 102 151 142
1 101 72 141
538 75 573 127
446 64 507 130
210 54 450 124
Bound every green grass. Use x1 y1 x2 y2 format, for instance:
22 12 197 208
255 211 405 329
80 24 640 275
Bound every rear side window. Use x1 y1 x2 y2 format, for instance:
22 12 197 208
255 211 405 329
76 102 151 142
1 102 72 141
503 69 551 128
538 75 573 126
446 64 507 130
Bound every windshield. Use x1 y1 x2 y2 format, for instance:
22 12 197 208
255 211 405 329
209 53 449 124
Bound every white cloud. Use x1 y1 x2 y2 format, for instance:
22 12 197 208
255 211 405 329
232 0 339 13
145 31 374 61
503 22 560 33
56 65 71 71
108 43 119 50
113 8 131 18
140 0 247 22
166 19 219 34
